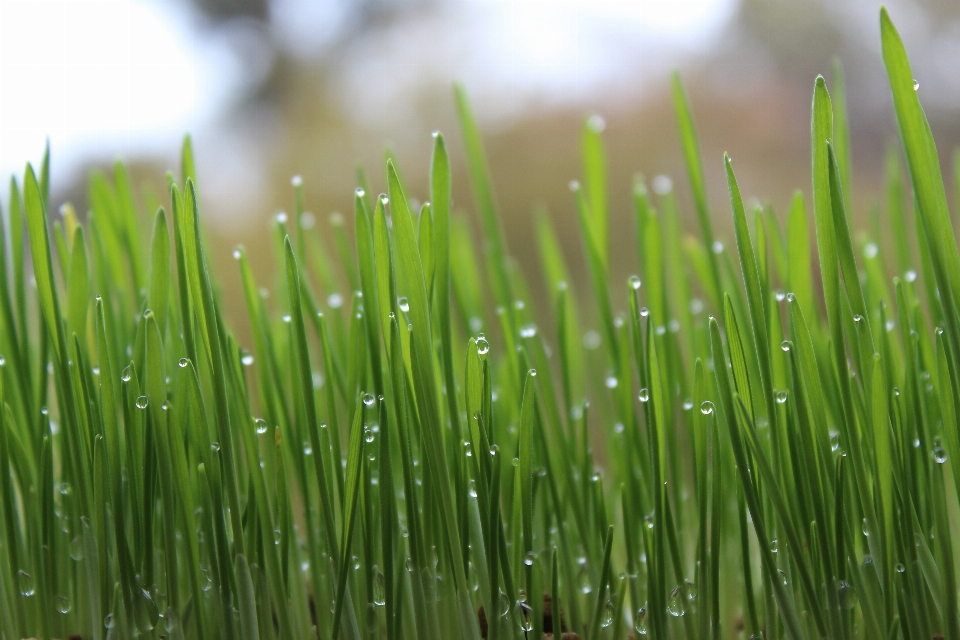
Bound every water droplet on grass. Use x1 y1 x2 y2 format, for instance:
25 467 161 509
18 570 34 596
667 586 684 616
838 581 856 609
70 535 83 561
601 599 615 627
476 337 490 355
635 606 647 635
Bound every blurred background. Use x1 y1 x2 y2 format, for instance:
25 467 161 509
3 0 960 325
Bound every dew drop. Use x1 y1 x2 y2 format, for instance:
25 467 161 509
241 353 255 366
628 275 642 290
232 247 242 260
667 586 684 617
476 336 490 355
838 581 856 609
905 269 918 282
178 358 189 368
519 324 537 338
210 441 220 453
18 570 35 597
70 535 84 561
605 376 619 389
56 594 71 614
136 395 149 410
635 606 648 635
863 243 879 259
638 388 650 402
104 613 115 629
397 297 410 313
327 293 343 308
362 393 376 407
700 401 714 415
780 340 791 352
933 445 948 464
255 419 268 435
373 568 386 606
601 599 615 627
776 390 788 404
364 429 375 444
913 79 920 90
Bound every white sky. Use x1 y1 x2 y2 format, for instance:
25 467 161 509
0 0 735 186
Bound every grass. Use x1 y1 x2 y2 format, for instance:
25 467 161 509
0 6 958 639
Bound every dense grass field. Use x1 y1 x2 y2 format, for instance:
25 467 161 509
2 6 960 640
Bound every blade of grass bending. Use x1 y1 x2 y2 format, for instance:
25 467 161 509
143 311 182 615
726 155 777 434
283 237 361 636
672 72 723 304
67 226 90 353
333 396 366 640
387 160 481 640
224 354 295 639
387 316 433 640
828 142 874 361
709 317 810 639
739 390 838 638
572 180 618 363
518 368 539 638
430 132 463 479
453 84 512 308
582 114 608 268
355 190 384 396
881 7 960 397
377 396 399 640
147 208 170 337
169 185 198 365
831 58 854 215
182 179 245 576
94 299 139 633
0 360 26 636
236 553 261 640
24 164 90 520
588 525 614 640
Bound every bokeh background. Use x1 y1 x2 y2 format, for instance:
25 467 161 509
3 0 960 327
